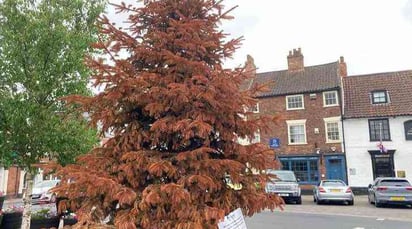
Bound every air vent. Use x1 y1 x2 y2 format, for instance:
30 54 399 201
310 93 317 99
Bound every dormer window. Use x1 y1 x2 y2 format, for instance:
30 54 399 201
371 90 389 104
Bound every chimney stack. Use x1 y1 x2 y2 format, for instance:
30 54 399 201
244 54 256 77
287 48 304 72
339 56 347 77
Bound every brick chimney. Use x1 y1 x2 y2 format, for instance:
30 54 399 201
244 54 256 77
287 48 304 72
339 56 347 77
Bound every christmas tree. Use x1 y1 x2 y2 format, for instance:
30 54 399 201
53 0 282 228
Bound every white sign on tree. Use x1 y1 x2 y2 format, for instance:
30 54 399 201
218 208 248 229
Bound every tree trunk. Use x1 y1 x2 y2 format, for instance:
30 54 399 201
21 172 33 229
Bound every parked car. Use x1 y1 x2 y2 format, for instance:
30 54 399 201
368 177 412 208
313 179 354 205
31 179 60 204
265 169 301 204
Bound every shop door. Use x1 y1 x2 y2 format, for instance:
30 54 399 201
371 154 395 179
325 155 346 182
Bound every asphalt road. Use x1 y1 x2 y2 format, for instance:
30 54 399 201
4 195 412 229
245 211 412 229
245 195 412 229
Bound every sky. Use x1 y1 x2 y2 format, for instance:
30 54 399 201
106 0 412 76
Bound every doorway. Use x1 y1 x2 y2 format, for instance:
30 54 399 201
369 150 395 179
325 155 347 182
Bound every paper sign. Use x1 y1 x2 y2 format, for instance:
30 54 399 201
218 208 248 229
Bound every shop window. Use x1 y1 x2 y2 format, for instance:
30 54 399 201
280 157 319 184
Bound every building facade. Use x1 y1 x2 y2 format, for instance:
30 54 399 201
343 71 412 189
246 49 348 188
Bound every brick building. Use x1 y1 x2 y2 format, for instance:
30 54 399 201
245 48 347 189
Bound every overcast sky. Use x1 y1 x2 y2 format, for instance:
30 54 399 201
106 0 412 76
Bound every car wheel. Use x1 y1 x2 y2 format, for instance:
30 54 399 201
348 200 354 206
374 196 381 208
313 196 316 203
50 194 57 203
296 197 302 205
316 199 322 205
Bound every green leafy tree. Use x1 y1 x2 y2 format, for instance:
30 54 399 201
54 0 283 228
0 0 105 228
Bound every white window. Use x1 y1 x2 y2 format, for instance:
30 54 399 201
242 103 259 114
324 117 341 143
286 95 304 110
251 131 260 143
250 103 259 113
287 120 307 144
323 91 338 107
237 131 260 145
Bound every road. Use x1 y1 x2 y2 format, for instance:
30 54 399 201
245 195 412 229
4 195 412 229
245 211 412 229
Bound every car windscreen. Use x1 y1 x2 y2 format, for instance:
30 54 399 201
322 181 345 187
267 170 297 182
35 180 59 188
379 180 410 186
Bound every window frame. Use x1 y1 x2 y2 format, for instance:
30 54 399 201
368 118 391 141
323 91 339 107
286 94 304 110
286 119 307 145
251 131 260 144
404 120 412 141
323 116 341 143
251 103 259 113
371 90 389 104
280 156 320 185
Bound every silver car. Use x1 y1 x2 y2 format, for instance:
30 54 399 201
265 170 301 204
368 177 412 208
313 180 354 205
31 179 60 204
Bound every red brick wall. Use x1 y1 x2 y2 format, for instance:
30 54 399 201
7 166 21 197
257 91 343 155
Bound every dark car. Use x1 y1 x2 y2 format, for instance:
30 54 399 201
368 177 412 208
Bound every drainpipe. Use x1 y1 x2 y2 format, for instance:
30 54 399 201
338 84 349 185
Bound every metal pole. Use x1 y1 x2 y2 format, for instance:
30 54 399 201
379 122 383 152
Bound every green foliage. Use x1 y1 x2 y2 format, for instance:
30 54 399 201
0 0 106 170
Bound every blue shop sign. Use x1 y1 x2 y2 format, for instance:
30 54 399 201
269 138 280 148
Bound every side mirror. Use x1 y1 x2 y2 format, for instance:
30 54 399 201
368 184 372 189
297 178 301 182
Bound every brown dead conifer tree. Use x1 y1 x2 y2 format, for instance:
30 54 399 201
53 0 283 228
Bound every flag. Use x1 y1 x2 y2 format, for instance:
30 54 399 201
377 142 387 153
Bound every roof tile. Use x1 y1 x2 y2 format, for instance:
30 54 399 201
252 62 341 97
343 71 412 118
